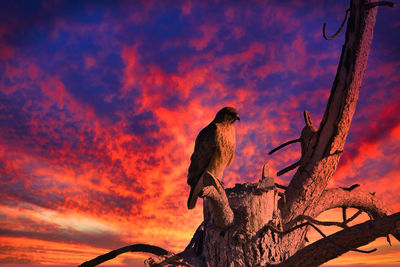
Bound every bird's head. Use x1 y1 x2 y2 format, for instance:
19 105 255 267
214 107 240 124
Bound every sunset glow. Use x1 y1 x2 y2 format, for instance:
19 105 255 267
1 1 399 266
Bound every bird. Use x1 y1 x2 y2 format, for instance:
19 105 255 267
187 107 240 209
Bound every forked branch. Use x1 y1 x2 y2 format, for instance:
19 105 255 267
277 212 400 267
311 186 400 241
282 0 382 223
312 186 390 218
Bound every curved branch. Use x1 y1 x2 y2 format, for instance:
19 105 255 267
310 186 400 241
365 1 394 8
277 212 400 267
277 161 300 176
268 138 300 155
323 9 350 40
312 187 390 219
78 244 170 267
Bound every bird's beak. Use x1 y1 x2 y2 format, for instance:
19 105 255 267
236 116 240 121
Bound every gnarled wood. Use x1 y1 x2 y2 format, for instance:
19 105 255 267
200 171 234 229
278 212 400 267
312 187 390 218
283 0 379 222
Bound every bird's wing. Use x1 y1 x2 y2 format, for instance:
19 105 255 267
226 131 236 168
187 123 217 187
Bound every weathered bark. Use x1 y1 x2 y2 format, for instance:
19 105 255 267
279 212 400 267
282 0 379 222
78 1 398 266
312 187 390 218
202 178 283 266
278 0 385 257
201 171 234 229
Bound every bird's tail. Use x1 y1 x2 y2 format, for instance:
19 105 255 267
187 175 204 209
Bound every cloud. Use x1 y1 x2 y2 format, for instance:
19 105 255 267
0 0 399 265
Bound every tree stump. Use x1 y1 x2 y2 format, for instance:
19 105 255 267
202 175 284 266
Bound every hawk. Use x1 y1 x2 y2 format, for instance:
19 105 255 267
187 107 240 209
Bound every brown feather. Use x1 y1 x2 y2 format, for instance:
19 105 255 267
187 107 238 209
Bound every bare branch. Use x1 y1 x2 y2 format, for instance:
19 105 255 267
311 187 390 219
283 0 380 224
342 207 347 223
265 221 309 236
323 9 350 40
311 187 400 242
365 1 394 8
285 215 344 229
387 235 392 246
303 110 314 128
345 209 363 225
278 212 400 267
78 244 170 267
266 219 376 254
307 223 377 254
277 161 300 176
275 183 288 190
339 184 360 191
268 139 300 155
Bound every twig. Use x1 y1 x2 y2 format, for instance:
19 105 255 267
78 244 170 267
268 138 300 155
340 184 360 191
275 183 288 190
366 211 374 220
285 210 364 232
365 1 394 9
266 220 376 254
266 221 309 236
323 9 350 40
387 235 392 246
345 210 363 225
277 161 300 176
342 207 347 224
286 215 343 229
303 110 314 128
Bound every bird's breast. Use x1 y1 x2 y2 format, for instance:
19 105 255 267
211 124 236 177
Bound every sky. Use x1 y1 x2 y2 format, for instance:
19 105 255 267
0 0 399 266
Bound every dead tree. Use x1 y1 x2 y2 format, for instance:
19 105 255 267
78 1 399 266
